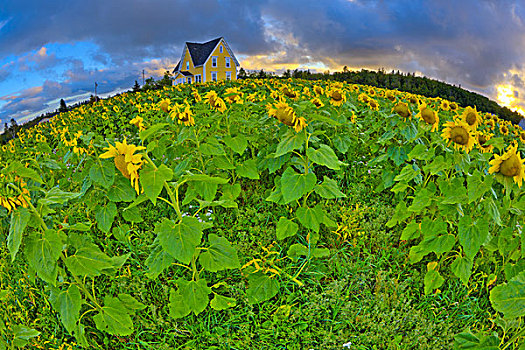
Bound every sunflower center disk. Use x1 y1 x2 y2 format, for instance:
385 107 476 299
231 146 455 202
450 126 469 145
478 135 487 146
275 108 295 126
394 105 410 118
500 155 521 177
114 155 131 179
332 92 342 101
421 108 436 124
466 112 477 125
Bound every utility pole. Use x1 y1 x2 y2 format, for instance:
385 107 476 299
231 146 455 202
142 70 145 85
94 82 98 98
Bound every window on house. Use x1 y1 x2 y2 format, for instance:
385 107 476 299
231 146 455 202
188 77 192 84
186 61 189 70
211 72 217 81
220 46 223 53
212 56 217 67
195 75 201 83
226 71 231 80
225 57 230 68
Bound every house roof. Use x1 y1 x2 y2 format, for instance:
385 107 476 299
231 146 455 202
172 37 240 73
180 71 193 77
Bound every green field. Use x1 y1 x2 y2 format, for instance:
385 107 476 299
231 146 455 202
0 78 524 349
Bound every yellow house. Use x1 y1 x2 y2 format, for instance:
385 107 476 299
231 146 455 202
172 37 240 85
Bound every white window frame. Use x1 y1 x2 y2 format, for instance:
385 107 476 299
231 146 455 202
225 57 230 68
226 71 231 80
186 61 189 70
195 74 201 83
212 56 217 68
187 77 192 84
211 71 217 81
220 46 223 53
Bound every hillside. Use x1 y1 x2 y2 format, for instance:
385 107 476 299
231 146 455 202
0 79 523 349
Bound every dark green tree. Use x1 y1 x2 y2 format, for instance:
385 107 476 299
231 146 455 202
132 80 141 92
238 67 247 79
58 99 68 113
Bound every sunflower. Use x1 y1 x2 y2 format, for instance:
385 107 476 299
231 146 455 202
485 119 495 130
367 87 376 97
158 98 171 113
311 97 324 108
449 102 459 112
440 100 450 111
477 132 494 153
192 89 202 103
441 120 476 153
500 124 509 136
328 89 346 106
170 103 195 126
268 101 307 132
367 98 379 111
520 132 525 144
205 91 227 113
416 102 440 132
224 87 243 104
408 95 419 105
313 85 324 96
282 86 299 100
489 143 525 187
100 139 145 194
0 174 30 213
461 106 481 129
129 116 145 131
358 93 370 104
385 90 396 102
392 102 411 120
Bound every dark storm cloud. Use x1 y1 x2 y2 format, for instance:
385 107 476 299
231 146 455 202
0 0 269 62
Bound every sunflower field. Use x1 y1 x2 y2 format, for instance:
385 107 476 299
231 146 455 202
0 78 524 349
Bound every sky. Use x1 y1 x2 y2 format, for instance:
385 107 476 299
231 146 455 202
1 0 525 128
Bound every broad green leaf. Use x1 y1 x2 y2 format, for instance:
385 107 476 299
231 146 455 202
424 269 444 295
89 161 115 189
451 255 473 285
107 176 136 202
275 130 305 157
199 234 240 272
296 205 324 233
458 216 489 260
11 325 40 347
306 144 344 170
287 244 330 258
423 155 448 175
8 161 42 183
276 217 298 240
191 181 218 202
467 170 493 203
64 245 114 277
140 163 173 204
408 144 433 161
156 217 203 264
213 155 236 170
116 294 146 312
266 177 285 204
280 167 316 204
200 142 226 156
210 294 237 310
333 133 352 154
24 229 62 286
145 244 175 279
39 187 81 206
94 202 117 233
8 207 30 262
178 278 211 316
236 159 260 179
93 296 134 336
261 153 290 174
314 176 346 199
49 284 82 334
223 135 248 154
408 188 433 212
168 289 191 319
453 330 499 350
490 271 525 319
182 174 229 184
247 272 280 304
400 221 420 240
438 177 468 204
139 123 168 142
394 164 419 183
485 197 502 226
122 206 143 223
386 201 411 228
504 260 525 281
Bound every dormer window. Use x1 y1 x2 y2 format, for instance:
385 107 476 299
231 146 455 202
212 56 217 67
186 61 189 70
